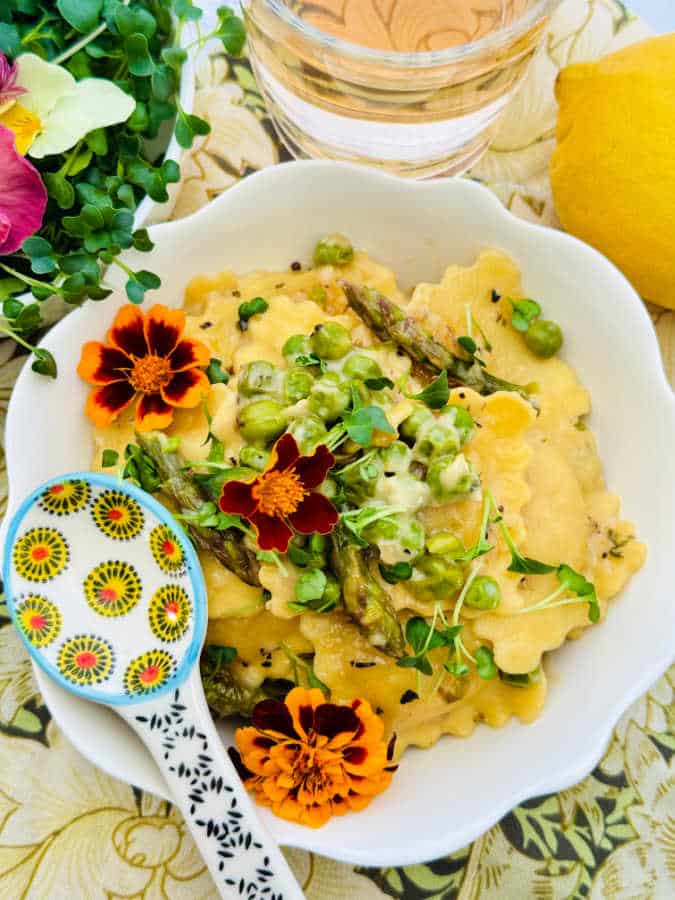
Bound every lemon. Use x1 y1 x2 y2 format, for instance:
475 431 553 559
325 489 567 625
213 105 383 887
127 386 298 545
550 36 675 309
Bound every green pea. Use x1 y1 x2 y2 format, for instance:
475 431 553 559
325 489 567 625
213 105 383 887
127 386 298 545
341 454 383 502
282 334 311 364
379 440 412 475
239 399 287 443
309 285 327 305
239 446 270 471
363 515 426 564
465 575 501 610
284 367 315 403
400 405 434 442
308 372 351 420
524 319 563 358
415 411 462 459
286 415 328 453
310 322 352 360
238 360 280 397
426 531 465 557
427 454 477 501
313 233 354 267
342 353 382 381
412 554 464 602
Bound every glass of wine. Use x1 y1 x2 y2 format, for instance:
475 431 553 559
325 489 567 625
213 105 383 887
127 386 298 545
241 0 561 178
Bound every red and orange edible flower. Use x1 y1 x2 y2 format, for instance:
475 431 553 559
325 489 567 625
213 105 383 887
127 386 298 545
219 432 338 553
232 687 397 827
77 304 210 431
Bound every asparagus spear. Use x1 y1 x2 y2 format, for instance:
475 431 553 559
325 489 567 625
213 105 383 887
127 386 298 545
136 432 261 587
342 282 533 400
200 651 266 717
330 522 405 657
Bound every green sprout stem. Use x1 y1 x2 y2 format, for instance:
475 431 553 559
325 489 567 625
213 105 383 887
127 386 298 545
0 263 58 293
0 326 37 353
52 0 132 65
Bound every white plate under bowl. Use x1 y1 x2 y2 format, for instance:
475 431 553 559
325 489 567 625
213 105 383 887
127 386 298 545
3 162 674 867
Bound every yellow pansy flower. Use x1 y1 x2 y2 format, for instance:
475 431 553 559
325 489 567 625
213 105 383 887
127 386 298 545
0 53 135 158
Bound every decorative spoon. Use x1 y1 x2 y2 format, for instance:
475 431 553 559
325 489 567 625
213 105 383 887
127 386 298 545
3 471 304 900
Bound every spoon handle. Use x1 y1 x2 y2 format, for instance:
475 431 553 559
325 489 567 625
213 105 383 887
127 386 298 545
122 670 304 900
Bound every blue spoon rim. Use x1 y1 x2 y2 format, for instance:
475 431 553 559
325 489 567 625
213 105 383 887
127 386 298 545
3 471 208 707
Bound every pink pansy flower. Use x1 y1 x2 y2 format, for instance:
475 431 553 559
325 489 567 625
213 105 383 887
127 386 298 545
0 54 26 111
0 125 47 255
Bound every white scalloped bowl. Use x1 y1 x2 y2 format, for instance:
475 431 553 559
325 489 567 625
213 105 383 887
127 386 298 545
3 162 674 867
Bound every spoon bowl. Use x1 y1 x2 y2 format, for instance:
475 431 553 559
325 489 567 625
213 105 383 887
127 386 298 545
3 472 303 900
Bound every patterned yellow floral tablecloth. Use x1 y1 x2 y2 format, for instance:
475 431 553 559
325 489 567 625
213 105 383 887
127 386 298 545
0 1 673 897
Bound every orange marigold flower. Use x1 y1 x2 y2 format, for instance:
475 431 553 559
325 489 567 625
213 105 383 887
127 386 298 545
219 433 338 553
231 687 397 828
77 304 210 432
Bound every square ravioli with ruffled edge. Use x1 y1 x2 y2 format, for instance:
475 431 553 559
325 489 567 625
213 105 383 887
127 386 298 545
89 241 645 760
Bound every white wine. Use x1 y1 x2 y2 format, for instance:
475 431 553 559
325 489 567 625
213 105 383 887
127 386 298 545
242 0 556 176
290 0 534 52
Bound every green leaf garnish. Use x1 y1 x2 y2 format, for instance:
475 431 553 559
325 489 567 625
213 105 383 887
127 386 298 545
205 358 230 385
238 296 268 330
206 645 237 667
475 646 497 680
458 336 477 355
411 370 449 410
101 449 119 468
31 348 57 379
379 561 412 584
364 376 394 391
343 405 394 447
509 298 541 333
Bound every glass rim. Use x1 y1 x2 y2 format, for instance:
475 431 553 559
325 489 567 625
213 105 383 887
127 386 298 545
253 0 561 67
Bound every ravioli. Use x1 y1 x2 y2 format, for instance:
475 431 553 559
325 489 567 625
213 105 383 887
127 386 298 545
90 248 645 756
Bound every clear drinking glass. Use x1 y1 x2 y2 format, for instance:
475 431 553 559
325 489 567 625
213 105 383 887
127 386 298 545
241 0 561 178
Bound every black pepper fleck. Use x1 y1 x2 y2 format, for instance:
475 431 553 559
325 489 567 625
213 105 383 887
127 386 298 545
275 282 285 289
232 290 241 298
290 261 302 271
200 320 213 330
375 706 384 716
400 690 419 705
491 289 501 303
350 660 377 668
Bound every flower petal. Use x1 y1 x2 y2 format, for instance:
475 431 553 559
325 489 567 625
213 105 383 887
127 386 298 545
219 480 257 518
313 703 359 740
108 305 147 358
14 53 76 122
0 102 41 155
144 305 185 357
288 491 339 535
248 511 293 553
266 433 301 475
285 687 326 740
169 338 210 372
251 699 297 738
135 393 174 432
77 342 131 385
28 78 135 159
160 368 209 408
293 444 335 489
85 381 136 427
0 125 46 255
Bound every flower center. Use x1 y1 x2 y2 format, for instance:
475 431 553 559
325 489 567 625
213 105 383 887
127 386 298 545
162 539 176 556
29 614 46 630
0 102 41 155
75 651 97 670
31 546 49 561
252 470 307 517
129 355 171 394
140 665 160 684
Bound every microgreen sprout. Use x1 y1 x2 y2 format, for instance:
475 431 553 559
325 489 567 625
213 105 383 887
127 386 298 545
280 642 329 694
